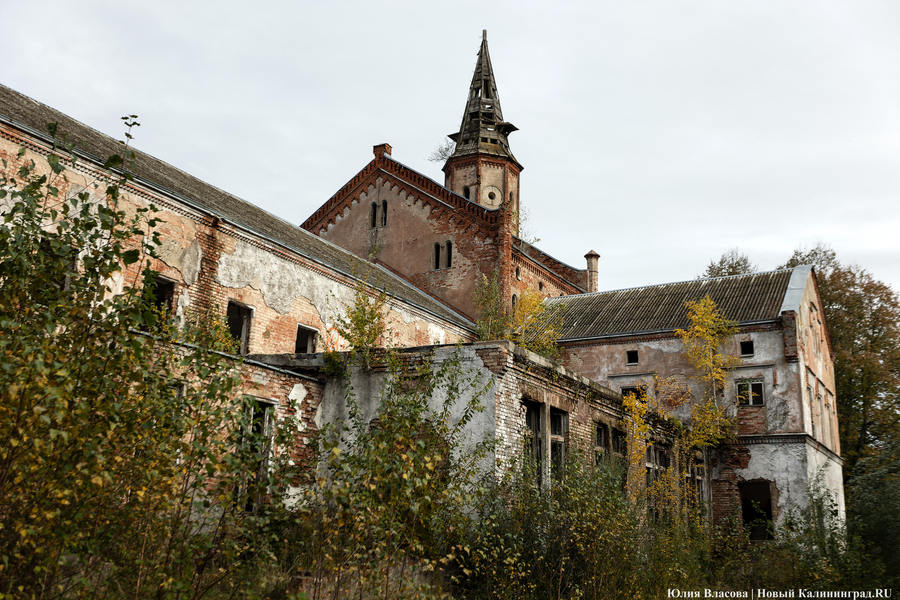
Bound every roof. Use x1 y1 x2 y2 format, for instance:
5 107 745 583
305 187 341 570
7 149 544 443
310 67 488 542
0 84 474 330
547 268 803 341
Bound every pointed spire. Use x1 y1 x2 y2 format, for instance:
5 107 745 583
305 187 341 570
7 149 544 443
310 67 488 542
447 30 519 165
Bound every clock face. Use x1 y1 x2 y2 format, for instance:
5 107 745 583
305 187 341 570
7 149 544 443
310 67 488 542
483 185 502 208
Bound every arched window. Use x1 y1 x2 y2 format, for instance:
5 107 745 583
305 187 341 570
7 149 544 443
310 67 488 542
370 202 377 228
510 191 514 204
434 243 441 270
446 241 452 268
511 294 518 312
463 186 470 200
381 200 387 227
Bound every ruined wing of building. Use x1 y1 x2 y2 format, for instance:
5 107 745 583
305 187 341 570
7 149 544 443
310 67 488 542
0 29 843 532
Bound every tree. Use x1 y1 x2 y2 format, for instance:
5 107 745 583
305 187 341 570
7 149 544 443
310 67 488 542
780 243 900 475
0 128 297 598
699 248 758 279
426 137 456 163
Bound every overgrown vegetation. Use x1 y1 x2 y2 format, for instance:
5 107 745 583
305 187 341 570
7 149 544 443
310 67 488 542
473 270 563 359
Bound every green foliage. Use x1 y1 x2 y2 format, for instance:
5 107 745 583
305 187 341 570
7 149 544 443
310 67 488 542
473 270 562 359
332 279 389 369
272 349 493 599
0 131 300 599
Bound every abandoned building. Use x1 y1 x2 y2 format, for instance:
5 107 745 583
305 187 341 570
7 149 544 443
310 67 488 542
0 29 843 532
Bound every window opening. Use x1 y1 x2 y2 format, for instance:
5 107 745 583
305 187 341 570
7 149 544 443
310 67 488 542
370 202 377 228
511 294 517 312
463 186 470 200
523 401 542 487
626 350 639 365
740 481 773 541
737 381 764 406
295 325 317 354
595 422 608 465
145 272 175 322
538 281 544 291
445 241 452 268
740 340 754 357
515 267 521 280
509 192 514 204
381 200 387 227
621 386 643 400
433 243 441 270
242 398 274 512
550 408 567 481
227 301 252 355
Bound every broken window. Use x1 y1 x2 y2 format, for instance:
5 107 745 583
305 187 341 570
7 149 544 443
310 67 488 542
295 325 317 354
550 408 567 481
737 381 764 406
626 350 639 365
612 428 627 455
523 401 542 486
381 200 387 227
740 340 754 357
144 272 175 322
620 386 643 400
227 301 252 354
739 480 773 540
594 422 608 465
241 397 274 512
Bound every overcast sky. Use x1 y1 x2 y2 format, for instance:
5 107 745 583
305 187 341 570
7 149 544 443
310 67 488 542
3 1 898 292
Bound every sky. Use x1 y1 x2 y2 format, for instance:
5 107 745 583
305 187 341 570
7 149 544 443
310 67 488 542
2 0 898 292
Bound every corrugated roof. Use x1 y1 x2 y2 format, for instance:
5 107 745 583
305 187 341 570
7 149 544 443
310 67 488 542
547 269 797 341
0 84 473 330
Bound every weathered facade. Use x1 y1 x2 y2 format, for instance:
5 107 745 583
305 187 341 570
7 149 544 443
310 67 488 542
547 267 844 530
0 27 844 532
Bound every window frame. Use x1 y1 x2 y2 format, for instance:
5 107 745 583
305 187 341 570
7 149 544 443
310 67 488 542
736 380 765 406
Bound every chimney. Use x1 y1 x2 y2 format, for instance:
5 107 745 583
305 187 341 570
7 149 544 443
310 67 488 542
584 250 600 293
373 143 392 159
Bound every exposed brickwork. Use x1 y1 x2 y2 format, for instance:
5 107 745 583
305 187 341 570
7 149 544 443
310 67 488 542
782 310 799 363
738 406 767 435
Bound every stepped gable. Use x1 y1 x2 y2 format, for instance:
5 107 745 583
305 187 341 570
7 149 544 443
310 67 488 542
547 268 797 341
0 84 473 329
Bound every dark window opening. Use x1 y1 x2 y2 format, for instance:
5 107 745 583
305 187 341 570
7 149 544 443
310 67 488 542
488 191 496 201
243 398 274 512
511 294 518 312
740 481 773 541
295 325 317 354
515 267 521 280
523 401 542 486
381 200 387 227
550 408 567 481
737 381 764 406
621 386 643 399
445 241 452 268
433 243 441 270
740 340 754 356
144 272 175 322
370 202 377 228
595 422 608 465
463 186 470 200
538 281 544 291
227 301 252 354
626 350 639 365
509 192 514 204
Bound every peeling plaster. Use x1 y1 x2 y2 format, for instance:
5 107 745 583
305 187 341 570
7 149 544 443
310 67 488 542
158 238 202 285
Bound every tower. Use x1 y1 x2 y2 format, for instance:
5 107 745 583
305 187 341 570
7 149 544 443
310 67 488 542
443 31 523 230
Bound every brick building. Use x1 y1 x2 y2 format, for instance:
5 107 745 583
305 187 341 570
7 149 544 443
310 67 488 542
0 28 843 531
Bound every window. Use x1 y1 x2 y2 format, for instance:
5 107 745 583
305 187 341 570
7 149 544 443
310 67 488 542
295 325 317 354
381 200 387 227
370 202 377 228
646 445 669 487
515 266 521 280
227 301 252 354
145 272 175 320
620 386 642 399
538 281 544 291
740 340 754 357
740 480 773 541
594 422 608 465
550 408 567 481
433 243 441 270
511 294 518 312
612 428 627 455
463 185 470 200
445 241 452 268
523 401 542 486
737 381 764 406
626 350 639 365
242 398 274 512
